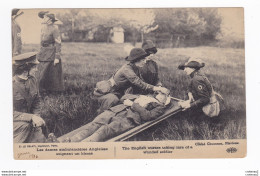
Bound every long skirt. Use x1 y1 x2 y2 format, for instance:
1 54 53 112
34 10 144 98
36 59 64 93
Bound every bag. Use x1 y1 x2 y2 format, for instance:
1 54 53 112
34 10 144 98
93 77 116 97
202 94 220 117
201 75 223 117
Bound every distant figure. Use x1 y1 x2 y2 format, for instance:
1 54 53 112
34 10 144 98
12 9 23 56
130 40 163 94
62 92 171 142
36 11 64 94
178 58 221 118
13 52 46 143
94 48 169 114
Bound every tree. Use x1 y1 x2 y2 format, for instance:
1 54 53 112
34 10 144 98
153 8 221 46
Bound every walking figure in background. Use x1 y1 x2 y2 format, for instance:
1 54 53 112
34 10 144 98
12 9 23 56
94 48 169 114
36 11 64 94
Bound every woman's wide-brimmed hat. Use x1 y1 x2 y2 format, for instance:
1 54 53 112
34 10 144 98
46 13 58 22
142 40 157 55
178 58 205 70
38 11 49 18
12 9 20 16
125 48 149 62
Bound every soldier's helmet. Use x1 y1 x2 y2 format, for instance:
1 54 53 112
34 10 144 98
38 11 49 18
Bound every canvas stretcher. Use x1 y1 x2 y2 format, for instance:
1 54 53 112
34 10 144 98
58 98 182 142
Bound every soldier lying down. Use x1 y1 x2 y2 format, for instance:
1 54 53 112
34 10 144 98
61 92 171 142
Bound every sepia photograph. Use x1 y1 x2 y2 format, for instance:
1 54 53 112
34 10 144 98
11 8 246 159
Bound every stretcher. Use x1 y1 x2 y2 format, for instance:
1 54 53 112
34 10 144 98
107 98 182 142
58 98 183 142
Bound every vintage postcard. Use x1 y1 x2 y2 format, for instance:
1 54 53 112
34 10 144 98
12 8 246 159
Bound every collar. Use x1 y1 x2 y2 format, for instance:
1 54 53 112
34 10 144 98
14 75 28 82
41 21 53 25
190 70 199 78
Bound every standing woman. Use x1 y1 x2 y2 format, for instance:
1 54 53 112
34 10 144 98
177 58 220 118
36 11 64 94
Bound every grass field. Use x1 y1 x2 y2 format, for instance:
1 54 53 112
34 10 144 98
22 42 246 141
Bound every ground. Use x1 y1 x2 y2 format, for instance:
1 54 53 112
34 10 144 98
22 42 246 141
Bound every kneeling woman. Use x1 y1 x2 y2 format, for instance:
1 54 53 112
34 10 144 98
95 48 169 114
178 58 219 118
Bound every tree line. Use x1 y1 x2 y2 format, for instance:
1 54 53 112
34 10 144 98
56 8 222 47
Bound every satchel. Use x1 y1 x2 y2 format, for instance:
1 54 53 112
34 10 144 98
200 76 223 118
93 77 116 97
202 93 220 117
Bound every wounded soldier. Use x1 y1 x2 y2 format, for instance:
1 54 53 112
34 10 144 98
62 92 171 142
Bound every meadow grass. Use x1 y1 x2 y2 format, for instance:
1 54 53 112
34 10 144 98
22 43 246 140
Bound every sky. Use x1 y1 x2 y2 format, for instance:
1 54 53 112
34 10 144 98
15 8 244 44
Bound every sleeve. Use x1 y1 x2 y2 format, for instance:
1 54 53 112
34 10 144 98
156 80 163 87
12 23 22 56
123 65 154 91
53 25 62 59
13 111 33 122
190 77 211 108
131 103 165 122
154 62 162 86
31 96 41 115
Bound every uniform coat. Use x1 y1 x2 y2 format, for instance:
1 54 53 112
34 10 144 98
189 71 212 108
66 96 167 142
13 74 46 143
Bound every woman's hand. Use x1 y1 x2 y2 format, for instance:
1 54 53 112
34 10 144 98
32 115 45 127
153 86 170 95
178 100 191 111
54 58 60 66
123 99 134 107
188 92 194 102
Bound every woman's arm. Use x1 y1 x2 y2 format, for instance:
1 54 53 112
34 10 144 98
123 65 169 94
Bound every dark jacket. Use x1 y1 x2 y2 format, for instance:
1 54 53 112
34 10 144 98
132 60 162 94
189 71 212 108
13 75 40 114
139 60 160 86
112 63 154 96
107 96 167 125
37 24 61 62
13 75 44 143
